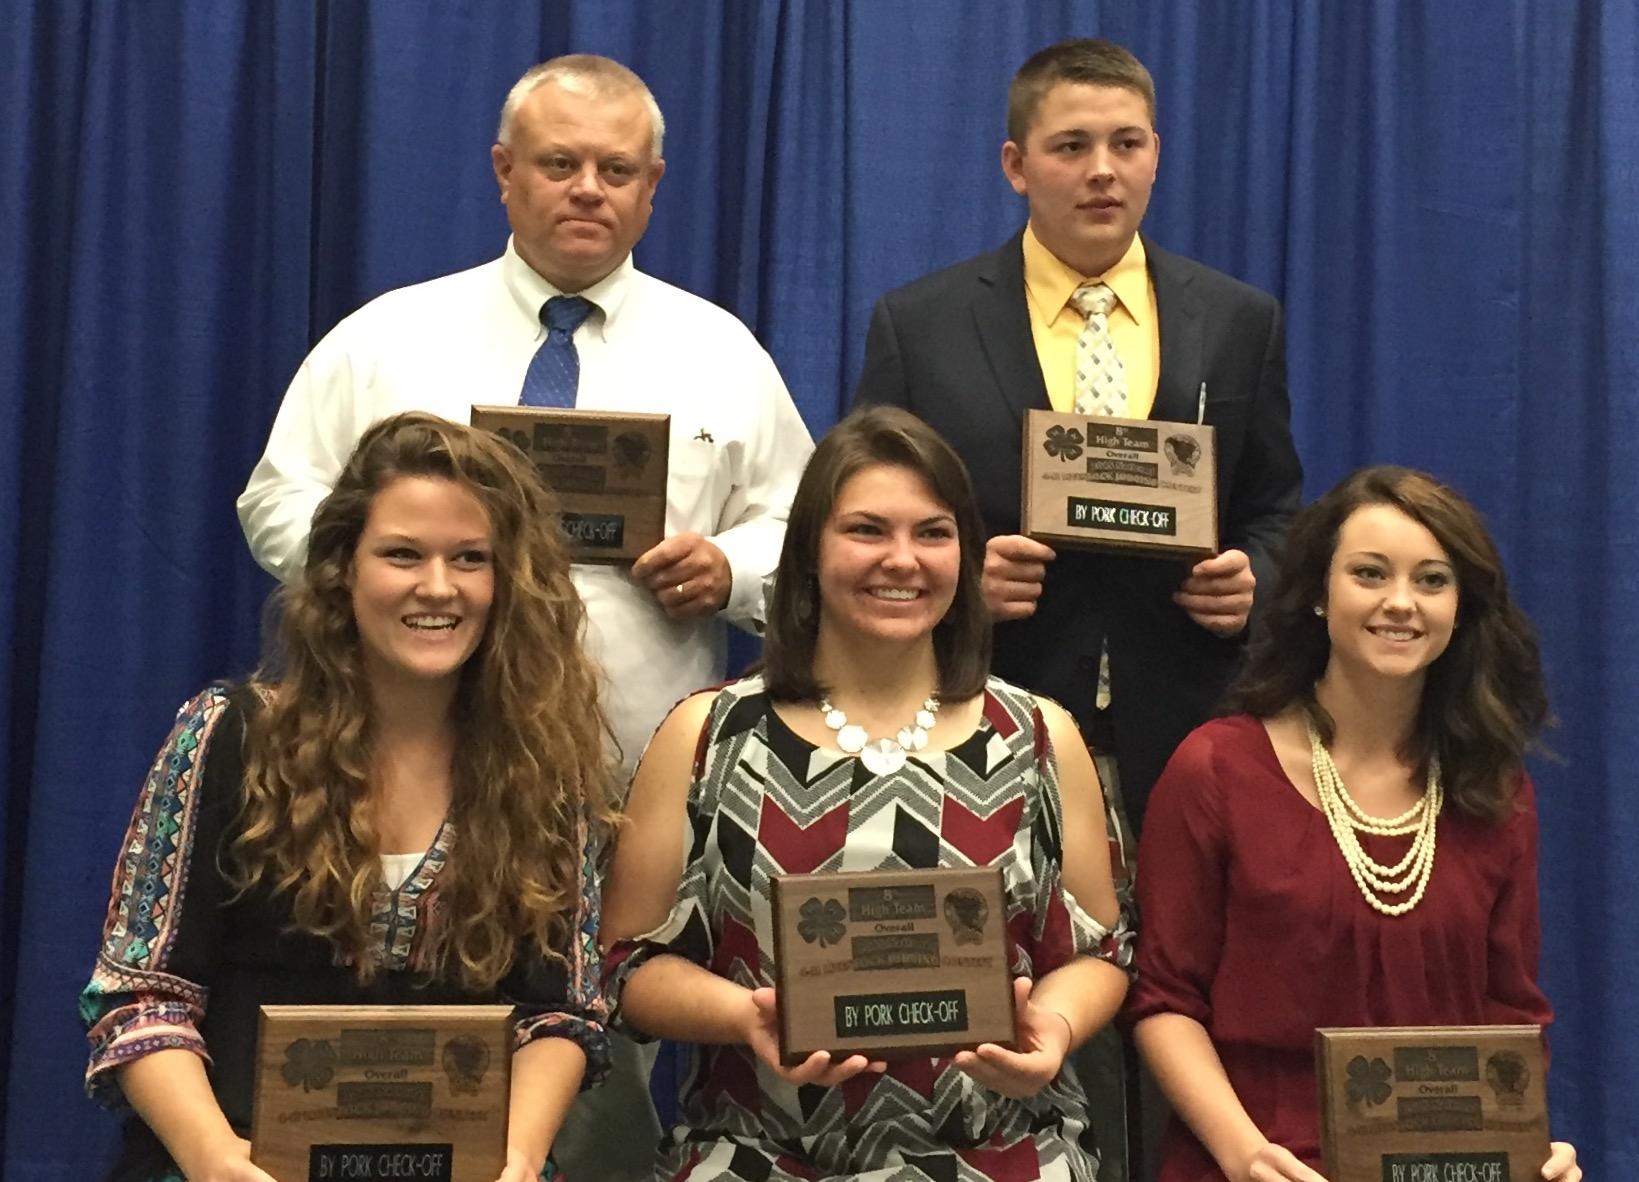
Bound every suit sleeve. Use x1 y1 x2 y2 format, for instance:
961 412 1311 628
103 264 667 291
1224 300 1302 606
852 297 912 410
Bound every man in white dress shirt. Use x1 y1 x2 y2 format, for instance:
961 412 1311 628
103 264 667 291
238 55 813 777
236 55 814 1177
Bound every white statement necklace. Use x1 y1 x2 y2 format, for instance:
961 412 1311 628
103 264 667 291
819 694 940 775
1307 718 1442 916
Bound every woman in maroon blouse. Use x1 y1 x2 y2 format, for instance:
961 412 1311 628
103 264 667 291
1129 466 1581 1182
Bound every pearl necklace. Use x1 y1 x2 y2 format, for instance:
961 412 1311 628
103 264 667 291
819 695 940 776
1307 718 1442 916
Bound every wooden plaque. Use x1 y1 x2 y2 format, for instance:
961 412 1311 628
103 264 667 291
1022 409 1217 558
251 1005 512 1182
470 405 669 563
770 867 1014 1064
1316 1025 1550 1182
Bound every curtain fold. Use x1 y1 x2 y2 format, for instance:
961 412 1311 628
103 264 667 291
2 2 1632 1176
1516 2 1639 1170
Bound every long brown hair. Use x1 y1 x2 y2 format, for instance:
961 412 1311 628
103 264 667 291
232 412 618 989
762 406 991 702
1226 465 1548 821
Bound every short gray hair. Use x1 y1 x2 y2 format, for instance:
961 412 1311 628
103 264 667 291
496 54 666 159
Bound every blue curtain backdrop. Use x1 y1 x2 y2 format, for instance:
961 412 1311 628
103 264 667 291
3 1 1634 1175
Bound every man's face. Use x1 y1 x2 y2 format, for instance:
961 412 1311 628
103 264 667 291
491 81 665 292
1001 82 1159 276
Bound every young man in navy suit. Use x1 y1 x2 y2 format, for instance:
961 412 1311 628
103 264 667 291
854 38 1302 838
854 38 1303 1180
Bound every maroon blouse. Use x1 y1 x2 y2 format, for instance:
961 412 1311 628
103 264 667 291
1128 715 1551 1181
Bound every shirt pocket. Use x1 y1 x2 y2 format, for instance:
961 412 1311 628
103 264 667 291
665 423 736 533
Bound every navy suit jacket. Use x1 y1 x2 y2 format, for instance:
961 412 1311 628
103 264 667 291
853 232 1302 829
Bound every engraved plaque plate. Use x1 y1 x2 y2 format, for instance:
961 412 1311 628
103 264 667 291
251 1005 512 1182
1022 409 1217 558
770 867 1014 1063
470 405 669 563
1316 1025 1550 1182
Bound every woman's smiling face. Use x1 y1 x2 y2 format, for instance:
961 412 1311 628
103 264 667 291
349 476 496 692
815 463 961 650
1321 502 1459 686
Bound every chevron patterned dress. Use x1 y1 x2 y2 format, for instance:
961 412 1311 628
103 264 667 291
608 675 1133 1181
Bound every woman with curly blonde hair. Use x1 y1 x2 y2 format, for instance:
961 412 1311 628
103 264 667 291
81 412 619 1182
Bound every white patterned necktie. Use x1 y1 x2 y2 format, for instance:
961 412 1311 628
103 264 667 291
1071 282 1128 418
1070 281 1125 709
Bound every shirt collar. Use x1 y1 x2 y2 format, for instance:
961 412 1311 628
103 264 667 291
499 237 636 341
1020 225 1150 327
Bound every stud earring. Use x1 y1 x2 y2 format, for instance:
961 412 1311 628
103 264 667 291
1313 605 1326 618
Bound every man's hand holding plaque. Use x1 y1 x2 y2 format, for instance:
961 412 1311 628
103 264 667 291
631 531 732 620
982 535 1057 621
983 530 1252 637
1172 548 1255 637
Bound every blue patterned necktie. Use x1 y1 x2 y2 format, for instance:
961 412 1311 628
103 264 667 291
519 296 596 408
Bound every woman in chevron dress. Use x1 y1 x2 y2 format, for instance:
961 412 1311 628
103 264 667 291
604 406 1133 1181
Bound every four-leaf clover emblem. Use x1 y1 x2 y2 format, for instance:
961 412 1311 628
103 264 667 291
1042 424 1084 462
1344 1055 1392 1107
281 1038 337 1092
797 897 847 946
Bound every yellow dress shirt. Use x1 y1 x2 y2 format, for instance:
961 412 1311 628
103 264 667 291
1020 225 1160 417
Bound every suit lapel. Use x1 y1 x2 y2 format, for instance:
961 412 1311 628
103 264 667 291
1148 237 1205 424
970 233 1049 427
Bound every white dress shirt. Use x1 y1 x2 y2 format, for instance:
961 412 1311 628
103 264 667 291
238 240 814 773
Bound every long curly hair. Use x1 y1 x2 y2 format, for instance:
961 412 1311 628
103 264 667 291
231 412 619 989
1225 465 1548 822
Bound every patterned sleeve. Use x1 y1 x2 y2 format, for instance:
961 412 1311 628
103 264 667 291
79 685 242 1109
1009 699 1136 981
505 818 613 1090
603 700 721 1039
